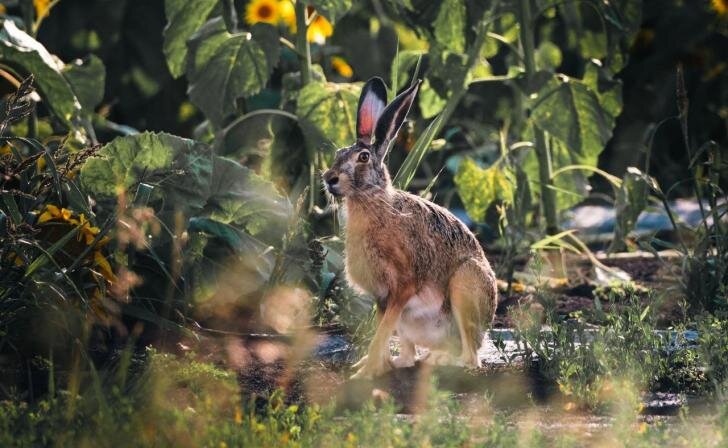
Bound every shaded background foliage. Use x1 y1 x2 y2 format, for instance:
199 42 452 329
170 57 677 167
26 0 728 194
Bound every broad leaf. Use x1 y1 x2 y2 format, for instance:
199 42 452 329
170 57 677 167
80 132 213 213
63 55 105 111
419 79 446 119
433 0 465 53
0 20 80 126
205 156 290 245
610 167 650 252
454 158 512 223
308 0 352 23
296 81 360 150
163 0 218 78
531 77 612 158
187 23 279 127
188 217 271 255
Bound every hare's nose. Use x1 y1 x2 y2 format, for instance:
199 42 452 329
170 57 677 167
323 171 339 186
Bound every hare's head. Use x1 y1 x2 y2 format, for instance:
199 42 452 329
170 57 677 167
323 77 420 197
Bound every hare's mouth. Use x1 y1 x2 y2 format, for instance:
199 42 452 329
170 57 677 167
325 183 342 197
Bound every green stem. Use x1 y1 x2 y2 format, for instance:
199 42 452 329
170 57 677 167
518 0 559 234
294 2 312 86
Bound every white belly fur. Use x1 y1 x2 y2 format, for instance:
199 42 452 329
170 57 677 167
396 284 451 348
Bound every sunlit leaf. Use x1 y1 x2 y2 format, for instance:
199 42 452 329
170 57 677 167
418 78 446 119
296 81 360 150
454 157 512 222
0 20 80 126
187 23 279 127
63 55 105 111
433 0 465 53
163 0 218 78
80 132 213 213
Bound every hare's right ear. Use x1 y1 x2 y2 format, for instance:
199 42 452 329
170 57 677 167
357 77 388 145
373 80 420 159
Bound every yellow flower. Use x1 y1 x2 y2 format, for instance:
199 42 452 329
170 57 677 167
0 145 11 156
234 407 243 424
307 15 332 44
245 0 280 25
637 422 648 434
279 0 296 32
331 56 353 78
712 0 728 16
94 250 117 283
0 5 6 15
33 0 52 19
38 204 73 224
563 401 576 411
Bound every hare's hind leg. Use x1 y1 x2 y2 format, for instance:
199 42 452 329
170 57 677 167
448 258 497 368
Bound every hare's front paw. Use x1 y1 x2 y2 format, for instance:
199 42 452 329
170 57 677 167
350 356 392 379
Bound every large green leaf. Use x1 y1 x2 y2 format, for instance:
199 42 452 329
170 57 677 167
63 55 105 111
531 77 612 158
610 167 649 252
454 157 512 223
296 81 360 149
187 23 279 127
163 0 218 78
205 156 290 245
433 0 465 53
308 0 352 23
418 78 446 119
80 132 213 213
0 20 80 126
523 137 594 211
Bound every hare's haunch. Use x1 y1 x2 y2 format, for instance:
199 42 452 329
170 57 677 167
323 77 497 379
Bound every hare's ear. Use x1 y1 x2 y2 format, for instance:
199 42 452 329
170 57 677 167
373 80 421 159
357 77 388 144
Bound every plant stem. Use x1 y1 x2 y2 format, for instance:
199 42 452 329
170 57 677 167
294 2 312 86
518 0 559 234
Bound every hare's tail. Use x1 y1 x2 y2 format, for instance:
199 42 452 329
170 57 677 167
448 258 497 367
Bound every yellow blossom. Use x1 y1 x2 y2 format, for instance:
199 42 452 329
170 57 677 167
563 401 576 411
307 15 332 44
245 0 280 25
279 0 296 32
38 204 73 224
94 250 117 283
331 56 353 78
712 0 728 16
637 422 648 433
234 407 243 424
33 0 52 19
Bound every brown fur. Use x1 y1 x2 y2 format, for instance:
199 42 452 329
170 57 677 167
323 79 497 378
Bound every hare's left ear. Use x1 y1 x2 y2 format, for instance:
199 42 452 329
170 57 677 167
357 77 388 144
373 80 421 159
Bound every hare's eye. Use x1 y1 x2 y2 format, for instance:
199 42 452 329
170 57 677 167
357 152 370 163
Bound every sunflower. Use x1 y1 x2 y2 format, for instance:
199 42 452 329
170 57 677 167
712 0 728 16
331 56 353 78
33 0 52 19
246 0 280 25
279 0 296 32
307 15 333 44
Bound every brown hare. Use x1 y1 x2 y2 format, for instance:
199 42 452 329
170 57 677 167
323 77 498 379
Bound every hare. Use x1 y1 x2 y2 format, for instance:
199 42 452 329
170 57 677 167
323 77 498 379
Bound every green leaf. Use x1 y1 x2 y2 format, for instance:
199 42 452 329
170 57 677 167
187 23 279 127
0 20 80 126
535 41 562 71
80 132 213 213
308 0 352 23
454 158 512 223
610 167 650 252
418 78 447 119
393 113 444 189
205 156 290 245
63 55 105 111
163 0 218 78
433 0 465 53
188 217 270 255
296 81 360 150
531 77 612 158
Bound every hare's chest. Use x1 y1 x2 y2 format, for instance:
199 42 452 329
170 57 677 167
344 223 388 299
